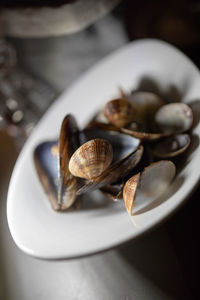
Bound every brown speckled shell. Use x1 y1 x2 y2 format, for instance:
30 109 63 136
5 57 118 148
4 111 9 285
69 138 113 180
103 98 136 128
123 173 140 215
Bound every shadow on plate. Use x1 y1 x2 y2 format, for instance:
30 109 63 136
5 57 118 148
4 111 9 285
79 190 124 217
134 75 183 102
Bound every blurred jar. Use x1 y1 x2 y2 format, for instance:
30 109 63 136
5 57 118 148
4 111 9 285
0 0 119 38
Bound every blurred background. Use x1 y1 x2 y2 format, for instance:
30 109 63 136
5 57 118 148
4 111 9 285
0 1 198 299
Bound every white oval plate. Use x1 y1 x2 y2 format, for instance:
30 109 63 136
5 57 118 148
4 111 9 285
7 39 200 260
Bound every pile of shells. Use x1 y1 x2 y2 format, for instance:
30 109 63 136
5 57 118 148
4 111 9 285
34 88 193 215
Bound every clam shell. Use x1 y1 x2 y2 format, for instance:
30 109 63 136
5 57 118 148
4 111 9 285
155 103 193 133
86 119 165 141
121 127 165 140
79 128 140 163
123 160 176 215
103 98 136 128
123 173 140 214
77 145 144 195
151 134 190 158
69 138 113 180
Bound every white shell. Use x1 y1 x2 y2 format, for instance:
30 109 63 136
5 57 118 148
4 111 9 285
123 160 176 215
155 103 193 133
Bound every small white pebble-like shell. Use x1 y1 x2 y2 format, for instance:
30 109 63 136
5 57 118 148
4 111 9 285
155 103 193 133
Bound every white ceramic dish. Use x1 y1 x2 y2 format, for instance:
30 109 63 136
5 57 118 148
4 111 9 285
7 39 200 260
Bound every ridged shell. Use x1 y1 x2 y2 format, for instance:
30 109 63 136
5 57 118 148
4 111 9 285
69 138 113 180
155 103 193 133
103 98 136 128
77 145 143 195
123 160 176 215
123 173 140 214
79 128 140 163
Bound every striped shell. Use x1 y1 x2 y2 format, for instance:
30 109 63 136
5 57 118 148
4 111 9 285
69 138 113 180
123 160 176 215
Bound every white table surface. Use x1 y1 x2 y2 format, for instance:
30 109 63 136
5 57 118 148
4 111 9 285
0 13 194 300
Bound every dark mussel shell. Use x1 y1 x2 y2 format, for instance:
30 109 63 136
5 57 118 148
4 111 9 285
34 114 80 211
34 141 59 210
58 114 80 210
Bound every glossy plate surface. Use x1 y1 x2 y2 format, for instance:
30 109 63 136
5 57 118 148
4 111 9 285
7 39 200 259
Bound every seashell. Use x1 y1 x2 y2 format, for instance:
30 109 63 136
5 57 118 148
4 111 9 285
150 134 190 158
79 128 140 163
155 103 193 133
89 102 166 141
58 114 80 210
103 98 136 128
34 114 80 211
123 160 176 215
69 138 113 180
123 173 140 215
77 145 144 195
120 127 166 140
85 118 166 141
